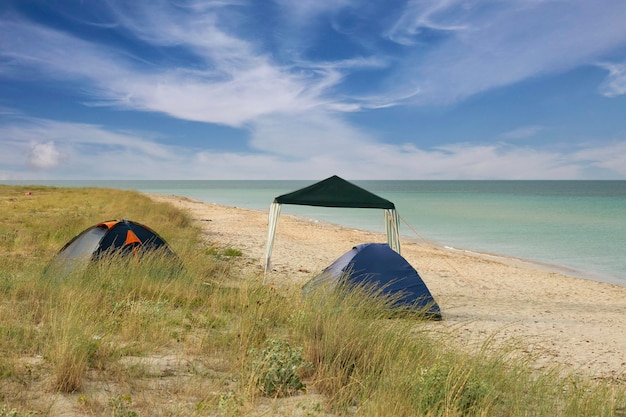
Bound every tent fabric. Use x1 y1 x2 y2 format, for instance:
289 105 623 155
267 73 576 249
264 176 401 273
274 175 396 209
53 219 174 268
303 243 442 319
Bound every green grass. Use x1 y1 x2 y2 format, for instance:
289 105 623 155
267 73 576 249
0 184 625 416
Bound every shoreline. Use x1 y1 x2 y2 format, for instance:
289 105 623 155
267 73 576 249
262 209 624 289
438 243 623 288
7 180 624 286
147 193 626 383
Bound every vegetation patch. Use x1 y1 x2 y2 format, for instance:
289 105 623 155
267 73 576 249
0 185 625 416
248 338 313 397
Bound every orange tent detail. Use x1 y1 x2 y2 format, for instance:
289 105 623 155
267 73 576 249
99 220 119 230
125 230 142 245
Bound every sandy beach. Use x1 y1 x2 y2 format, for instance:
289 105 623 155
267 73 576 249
149 193 626 384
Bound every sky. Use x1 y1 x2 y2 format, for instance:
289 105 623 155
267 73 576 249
1 0 626 180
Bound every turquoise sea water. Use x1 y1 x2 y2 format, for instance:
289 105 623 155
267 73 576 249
7 180 626 287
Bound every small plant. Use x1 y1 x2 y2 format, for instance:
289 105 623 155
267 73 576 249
207 246 242 258
222 248 242 257
248 338 312 397
0 405 34 417
216 391 242 417
108 395 138 417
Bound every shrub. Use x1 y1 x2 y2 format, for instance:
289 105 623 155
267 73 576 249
248 338 312 397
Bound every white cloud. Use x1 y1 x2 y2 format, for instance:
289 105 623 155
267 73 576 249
249 111 374 157
0 117 186 177
3 0 625 122
100 66 318 126
204 133 626 180
274 0 356 31
385 0 470 46
384 0 626 105
572 141 626 175
3 116 623 180
0 19 119 82
598 62 626 97
500 126 544 140
27 141 62 169
0 8 339 127
1 2 625 181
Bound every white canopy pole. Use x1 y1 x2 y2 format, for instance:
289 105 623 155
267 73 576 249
264 202 282 275
384 209 401 254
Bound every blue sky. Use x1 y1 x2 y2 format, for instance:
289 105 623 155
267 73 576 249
1 0 626 180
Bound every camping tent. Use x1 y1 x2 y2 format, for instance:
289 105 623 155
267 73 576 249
303 243 442 319
52 219 175 271
264 175 401 272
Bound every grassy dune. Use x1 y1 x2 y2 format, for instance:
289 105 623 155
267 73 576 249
0 185 624 416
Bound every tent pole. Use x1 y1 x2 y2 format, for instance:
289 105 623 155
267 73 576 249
385 209 401 254
263 202 281 278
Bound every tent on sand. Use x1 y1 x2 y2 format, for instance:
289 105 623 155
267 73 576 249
264 175 401 272
304 243 442 319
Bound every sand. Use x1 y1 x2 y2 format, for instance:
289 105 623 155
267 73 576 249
148 193 626 383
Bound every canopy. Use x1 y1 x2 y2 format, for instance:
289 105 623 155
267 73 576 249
274 175 396 209
264 175 401 272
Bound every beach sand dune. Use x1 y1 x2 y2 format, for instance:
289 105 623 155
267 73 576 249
149 194 626 383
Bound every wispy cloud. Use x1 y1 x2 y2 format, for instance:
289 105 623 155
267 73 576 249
0 117 185 178
3 0 625 121
598 61 626 97
0 19 119 81
1 1 625 181
385 0 470 46
0 5 341 127
572 140 626 176
1 116 623 180
274 0 354 25
500 126 544 141
383 0 626 105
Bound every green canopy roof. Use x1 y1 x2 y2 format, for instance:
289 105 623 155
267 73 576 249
265 175 401 274
274 175 395 209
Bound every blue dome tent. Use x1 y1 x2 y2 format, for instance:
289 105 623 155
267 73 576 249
304 243 442 319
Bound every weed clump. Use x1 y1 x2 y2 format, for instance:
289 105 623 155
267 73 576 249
248 338 312 397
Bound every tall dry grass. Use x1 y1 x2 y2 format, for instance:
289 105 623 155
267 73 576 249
292 284 626 416
0 184 625 416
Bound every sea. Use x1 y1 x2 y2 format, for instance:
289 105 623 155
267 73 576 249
6 180 626 287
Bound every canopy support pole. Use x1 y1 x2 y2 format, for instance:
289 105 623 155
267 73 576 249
384 209 401 254
263 202 282 276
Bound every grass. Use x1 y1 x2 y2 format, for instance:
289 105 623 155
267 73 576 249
0 184 625 416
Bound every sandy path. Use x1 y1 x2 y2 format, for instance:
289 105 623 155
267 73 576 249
148 194 626 383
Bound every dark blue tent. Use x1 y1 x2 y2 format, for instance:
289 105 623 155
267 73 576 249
49 219 178 275
304 243 442 319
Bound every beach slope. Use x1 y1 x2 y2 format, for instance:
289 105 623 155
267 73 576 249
148 194 626 383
